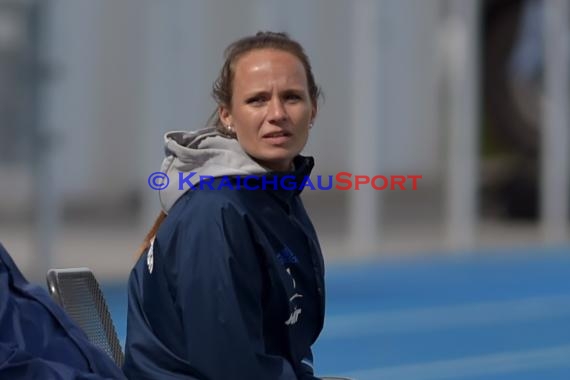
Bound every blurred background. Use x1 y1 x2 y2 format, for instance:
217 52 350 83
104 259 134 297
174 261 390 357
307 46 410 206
0 0 569 379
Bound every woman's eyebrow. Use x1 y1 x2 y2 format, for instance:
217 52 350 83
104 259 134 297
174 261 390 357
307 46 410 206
242 89 270 97
281 88 306 94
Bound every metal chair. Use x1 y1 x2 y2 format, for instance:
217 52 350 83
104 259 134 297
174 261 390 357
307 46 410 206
46 267 124 367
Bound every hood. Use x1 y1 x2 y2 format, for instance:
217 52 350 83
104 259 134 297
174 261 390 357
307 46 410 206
158 127 269 213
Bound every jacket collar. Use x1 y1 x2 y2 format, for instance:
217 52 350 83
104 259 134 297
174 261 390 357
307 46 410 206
261 155 315 202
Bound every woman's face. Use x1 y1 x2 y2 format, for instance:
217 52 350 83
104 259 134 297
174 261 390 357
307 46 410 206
220 49 316 172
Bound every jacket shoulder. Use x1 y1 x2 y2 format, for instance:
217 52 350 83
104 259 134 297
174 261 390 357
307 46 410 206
169 187 251 224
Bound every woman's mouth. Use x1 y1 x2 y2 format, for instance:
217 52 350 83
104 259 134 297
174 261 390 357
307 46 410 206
263 131 292 144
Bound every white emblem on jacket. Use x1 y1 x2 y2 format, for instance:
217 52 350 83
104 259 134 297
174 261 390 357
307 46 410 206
147 238 155 274
285 268 303 326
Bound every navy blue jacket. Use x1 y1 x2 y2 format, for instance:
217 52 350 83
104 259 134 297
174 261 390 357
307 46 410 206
0 243 126 380
124 156 326 380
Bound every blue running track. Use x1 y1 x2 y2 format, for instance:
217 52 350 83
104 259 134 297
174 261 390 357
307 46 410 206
102 244 570 380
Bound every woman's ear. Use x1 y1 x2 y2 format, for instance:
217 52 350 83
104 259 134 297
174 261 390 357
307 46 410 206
311 103 318 123
311 102 319 123
219 105 232 127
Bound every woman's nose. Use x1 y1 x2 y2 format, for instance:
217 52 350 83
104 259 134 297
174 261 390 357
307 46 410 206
267 98 287 123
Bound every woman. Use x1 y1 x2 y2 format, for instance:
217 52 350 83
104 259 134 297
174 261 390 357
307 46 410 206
123 31 326 380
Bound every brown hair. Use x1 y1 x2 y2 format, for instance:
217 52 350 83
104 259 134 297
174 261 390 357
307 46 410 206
136 31 321 258
136 211 166 259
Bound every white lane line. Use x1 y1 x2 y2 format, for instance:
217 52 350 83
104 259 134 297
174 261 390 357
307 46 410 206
322 295 570 338
337 345 570 380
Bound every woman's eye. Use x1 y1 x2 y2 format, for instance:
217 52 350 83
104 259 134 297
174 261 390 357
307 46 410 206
246 96 265 105
285 94 302 101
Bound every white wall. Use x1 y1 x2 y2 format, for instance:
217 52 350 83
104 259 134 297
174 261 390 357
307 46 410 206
45 0 145 203
2 0 445 217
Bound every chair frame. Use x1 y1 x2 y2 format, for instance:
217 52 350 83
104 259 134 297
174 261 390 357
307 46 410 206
46 267 124 367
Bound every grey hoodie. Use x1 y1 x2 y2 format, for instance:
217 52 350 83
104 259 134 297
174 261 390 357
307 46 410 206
158 127 269 213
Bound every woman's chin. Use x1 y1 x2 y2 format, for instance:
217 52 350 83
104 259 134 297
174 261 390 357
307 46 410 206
256 155 295 171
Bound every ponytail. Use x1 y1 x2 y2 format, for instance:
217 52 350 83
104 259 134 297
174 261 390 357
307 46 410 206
136 211 167 259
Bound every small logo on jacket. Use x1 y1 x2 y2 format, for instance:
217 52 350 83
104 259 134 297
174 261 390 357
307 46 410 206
276 246 299 265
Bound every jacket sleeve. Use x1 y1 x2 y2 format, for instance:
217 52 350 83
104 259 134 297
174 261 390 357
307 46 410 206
0 341 120 380
0 245 126 380
172 199 299 380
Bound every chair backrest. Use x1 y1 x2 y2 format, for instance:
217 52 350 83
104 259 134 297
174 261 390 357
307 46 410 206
46 267 124 368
